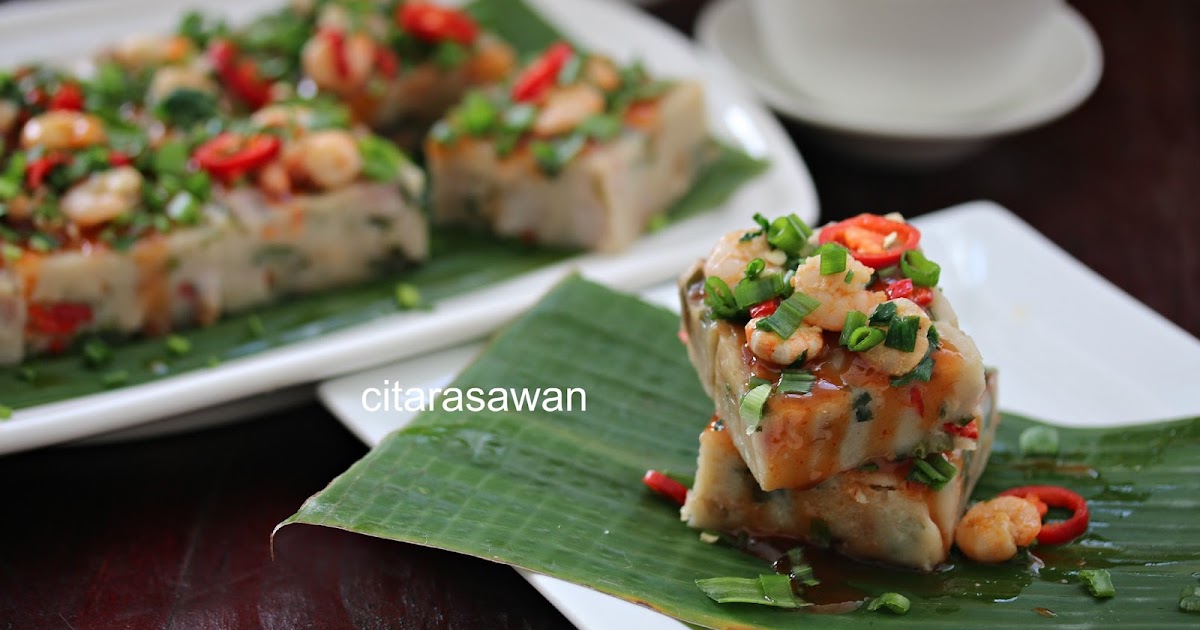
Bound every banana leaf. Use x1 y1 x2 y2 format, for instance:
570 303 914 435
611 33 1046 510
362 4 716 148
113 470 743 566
282 276 1200 629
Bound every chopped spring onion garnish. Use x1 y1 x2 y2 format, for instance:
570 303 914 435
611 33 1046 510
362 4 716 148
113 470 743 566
744 258 765 279
884 315 921 352
0 405 11 420
704 276 740 319
394 283 422 310
101 369 129 388
766 214 814 256
695 575 807 609
1079 569 1115 598
867 592 911 615
739 383 773 434
869 301 898 326
748 376 772 389
734 274 786 310
756 292 821 339
740 213 771 242
1019 426 1060 456
908 453 957 491
165 334 192 356
891 348 935 386
818 243 848 275
852 391 873 422
900 249 942 287
247 315 266 338
847 326 885 352
782 548 820 586
928 323 941 348
1179 585 1200 612
778 370 816 394
839 311 868 346
844 270 855 284
83 339 112 367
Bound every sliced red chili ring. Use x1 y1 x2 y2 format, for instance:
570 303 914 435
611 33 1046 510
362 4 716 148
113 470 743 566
818 214 921 270
320 29 351 80
884 278 934 307
943 419 979 440
998 485 1089 545
25 154 72 189
642 469 687 506
193 133 281 183
27 302 93 336
397 1 479 45
511 42 573 103
209 39 273 109
749 297 780 319
48 83 84 111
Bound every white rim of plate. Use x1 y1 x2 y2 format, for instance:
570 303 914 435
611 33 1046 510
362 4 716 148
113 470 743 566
696 0 1104 140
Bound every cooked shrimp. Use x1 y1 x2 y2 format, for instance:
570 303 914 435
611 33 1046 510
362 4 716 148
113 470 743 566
111 34 194 69
0 99 18 135
791 254 884 331
284 129 362 190
316 3 388 39
60 166 144 228
301 30 376 93
954 496 1042 563
583 56 620 91
147 65 218 105
702 231 786 288
746 318 823 366
860 298 932 376
20 111 107 151
533 84 605 136
251 104 315 137
466 37 517 83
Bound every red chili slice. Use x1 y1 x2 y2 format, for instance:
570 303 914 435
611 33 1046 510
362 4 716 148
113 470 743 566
320 29 351 79
998 485 1089 545
643 469 687 506
819 214 921 270
209 39 274 109
884 278 934 307
749 297 780 319
193 133 281 183
48 83 85 111
375 47 400 79
25 154 72 189
108 151 133 167
943 419 979 440
511 42 573 103
27 302 93 337
397 1 479 45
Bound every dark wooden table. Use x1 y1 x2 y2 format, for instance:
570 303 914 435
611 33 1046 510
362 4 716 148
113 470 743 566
1 1 1197 628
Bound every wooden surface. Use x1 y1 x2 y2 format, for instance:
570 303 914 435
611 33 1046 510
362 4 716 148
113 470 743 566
1 0 1197 628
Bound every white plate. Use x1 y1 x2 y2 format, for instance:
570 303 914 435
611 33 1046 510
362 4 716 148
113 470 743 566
697 0 1103 165
0 0 817 454
318 200 1200 629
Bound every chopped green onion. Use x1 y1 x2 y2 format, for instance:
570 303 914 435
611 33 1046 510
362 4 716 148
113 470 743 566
839 311 868 346
165 334 191 356
578 113 622 141
430 120 457 144
890 349 935 386
739 383 772 434
907 453 956 491
766 214 813 256
756 291 821 339
743 258 765 279
531 133 586 176
847 327 885 352
752 213 770 232
1079 569 1115 598
818 243 847 275
165 191 202 225
783 548 820 586
557 52 583 84
867 592 911 614
152 139 190 176
869 301 897 326
1180 585 1200 612
733 274 785 310
0 405 11 420
433 41 469 68
703 276 740 319
695 576 806 609
748 376 772 389
900 249 941 287
155 88 218 127
394 283 421 310
501 103 537 132
247 315 266 338
206 355 221 368
358 135 411 182
852 391 873 422
844 270 855 284
884 315 920 352
459 92 498 135
1019 426 1060 457
28 233 58 253
82 339 112 367
778 370 815 395
101 369 129 388
1 243 21 263
646 214 668 233
928 323 940 349
17 366 37 383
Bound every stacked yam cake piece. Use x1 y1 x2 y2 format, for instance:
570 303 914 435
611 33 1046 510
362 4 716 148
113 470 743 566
677 213 998 571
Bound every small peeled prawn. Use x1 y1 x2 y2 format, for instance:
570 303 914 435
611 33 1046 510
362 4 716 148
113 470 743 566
301 29 377 92
702 231 786 289
21 111 107 151
790 254 884 331
861 298 933 376
954 496 1042 563
533 84 605 136
61 166 144 228
746 318 823 366
283 129 363 191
